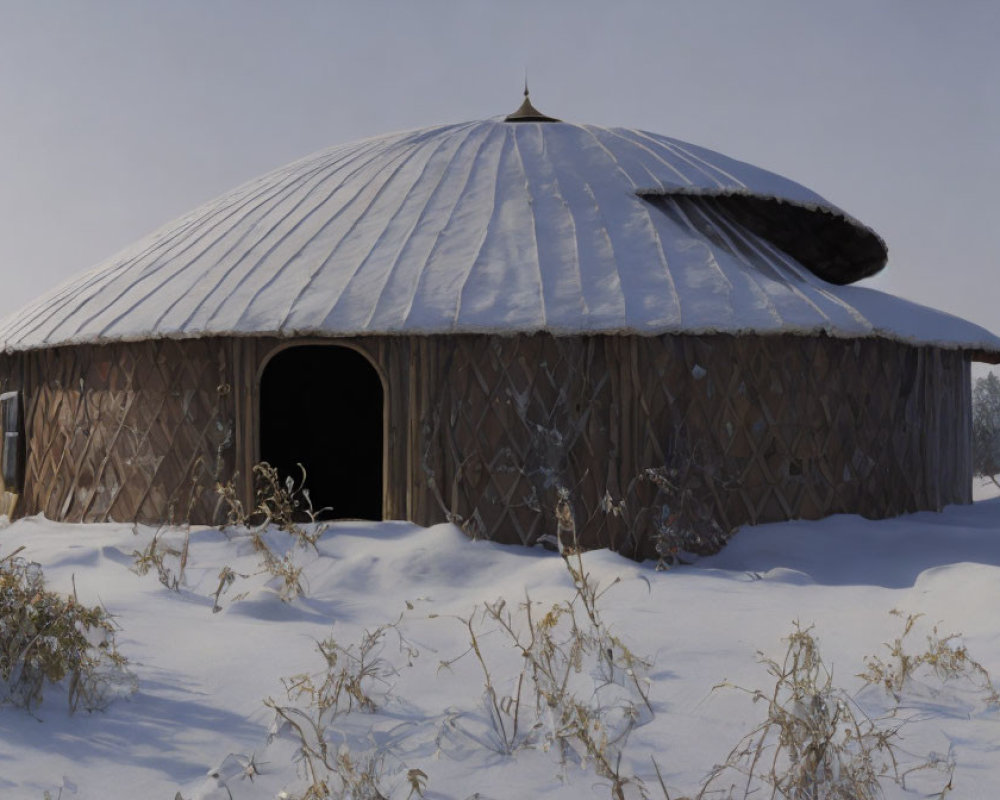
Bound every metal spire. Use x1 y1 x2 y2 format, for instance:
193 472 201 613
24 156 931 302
505 79 560 123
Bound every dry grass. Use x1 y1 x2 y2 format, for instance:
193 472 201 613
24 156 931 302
265 619 422 800
695 622 954 800
859 610 1000 707
130 527 189 591
441 495 653 799
0 547 134 713
213 461 328 607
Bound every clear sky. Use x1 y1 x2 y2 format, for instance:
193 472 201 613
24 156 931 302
1 1 997 362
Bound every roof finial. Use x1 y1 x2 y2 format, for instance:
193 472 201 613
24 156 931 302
505 77 560 123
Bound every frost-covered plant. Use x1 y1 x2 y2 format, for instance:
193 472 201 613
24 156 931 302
271 746 424 800
323 748 389 800
266 619 422 799
641 465 735 564
0 547 133 713
130 526 189 591
252 536 309 603
219 461 328 544
698 622 953 800
598 454 738 565
859 610 1000 707
210 565 246 613
273 621 413 719
443 516 652 799
215 461 328 605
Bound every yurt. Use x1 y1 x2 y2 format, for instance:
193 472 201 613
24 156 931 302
1 95 997 558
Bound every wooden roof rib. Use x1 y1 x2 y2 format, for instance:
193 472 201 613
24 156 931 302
1 118 997 359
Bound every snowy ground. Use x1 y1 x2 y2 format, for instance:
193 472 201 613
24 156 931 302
2 496 1000 799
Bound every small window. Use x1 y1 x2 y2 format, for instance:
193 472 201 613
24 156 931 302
0 391 24 492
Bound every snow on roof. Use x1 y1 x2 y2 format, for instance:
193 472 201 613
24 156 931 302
1 117 997 357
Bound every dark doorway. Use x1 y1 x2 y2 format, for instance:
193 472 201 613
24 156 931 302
259 345 383 520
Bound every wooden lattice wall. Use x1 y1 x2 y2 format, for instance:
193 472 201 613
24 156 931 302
0 339 237 524
0 332 973 560
410 334 971 558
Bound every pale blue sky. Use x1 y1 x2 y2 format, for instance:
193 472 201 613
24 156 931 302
1 1 997 353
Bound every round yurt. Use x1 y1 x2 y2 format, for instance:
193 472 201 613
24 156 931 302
1 97 997 558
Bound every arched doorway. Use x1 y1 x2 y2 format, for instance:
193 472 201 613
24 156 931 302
259 345 384 520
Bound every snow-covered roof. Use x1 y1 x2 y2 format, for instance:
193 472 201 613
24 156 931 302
2 116 998 358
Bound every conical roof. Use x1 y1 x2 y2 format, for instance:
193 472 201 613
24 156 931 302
2 116 998 357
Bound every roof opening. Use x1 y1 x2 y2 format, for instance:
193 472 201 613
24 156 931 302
259 345 384 520
642 192 887 284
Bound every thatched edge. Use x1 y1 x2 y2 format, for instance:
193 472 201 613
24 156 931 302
3 323 999 363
